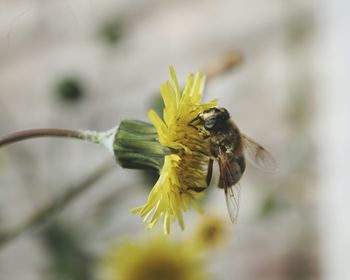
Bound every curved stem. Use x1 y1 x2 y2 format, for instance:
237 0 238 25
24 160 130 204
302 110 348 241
0 128 118 150
0 128 86 147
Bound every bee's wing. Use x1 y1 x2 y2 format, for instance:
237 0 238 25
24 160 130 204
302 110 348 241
224 183 241 223
241 134 278 173
218 152 242 223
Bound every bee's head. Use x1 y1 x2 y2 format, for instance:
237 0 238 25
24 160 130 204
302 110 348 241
190 107 230 131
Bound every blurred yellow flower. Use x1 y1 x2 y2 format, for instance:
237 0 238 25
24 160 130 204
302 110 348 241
193 215 226 249
132 67 217 234
100 235 207 280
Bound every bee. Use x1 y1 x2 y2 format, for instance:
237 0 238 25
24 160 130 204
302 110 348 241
189 107 277 222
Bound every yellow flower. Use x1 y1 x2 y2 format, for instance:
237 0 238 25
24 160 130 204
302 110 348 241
193 215 226 249
99 235 208 280
132 67 217 234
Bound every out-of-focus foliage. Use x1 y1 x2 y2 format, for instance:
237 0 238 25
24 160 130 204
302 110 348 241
41 223 92 280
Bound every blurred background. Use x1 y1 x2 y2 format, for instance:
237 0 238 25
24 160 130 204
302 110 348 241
0 0 349 279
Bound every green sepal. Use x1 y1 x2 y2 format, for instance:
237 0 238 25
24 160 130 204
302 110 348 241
113 120 167 171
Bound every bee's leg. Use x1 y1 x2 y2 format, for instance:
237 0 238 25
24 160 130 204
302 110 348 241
188 186 207 193
188 123 198 131
188 123 210 139
202 133 210 140
188 122 201 132
206 158 213 186
191 149 210 157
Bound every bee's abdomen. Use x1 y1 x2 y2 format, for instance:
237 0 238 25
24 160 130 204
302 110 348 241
235 155 245 174
218 155 246 188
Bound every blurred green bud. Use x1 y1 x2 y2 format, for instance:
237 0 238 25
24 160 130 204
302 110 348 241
99 19 123 45
55 77 84 103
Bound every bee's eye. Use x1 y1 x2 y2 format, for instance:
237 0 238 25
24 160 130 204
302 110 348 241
204 118 216 129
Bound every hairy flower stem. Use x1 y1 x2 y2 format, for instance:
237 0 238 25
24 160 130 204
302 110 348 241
0 128 117 151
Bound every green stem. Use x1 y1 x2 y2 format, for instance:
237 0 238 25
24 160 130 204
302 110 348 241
0 160 114 249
